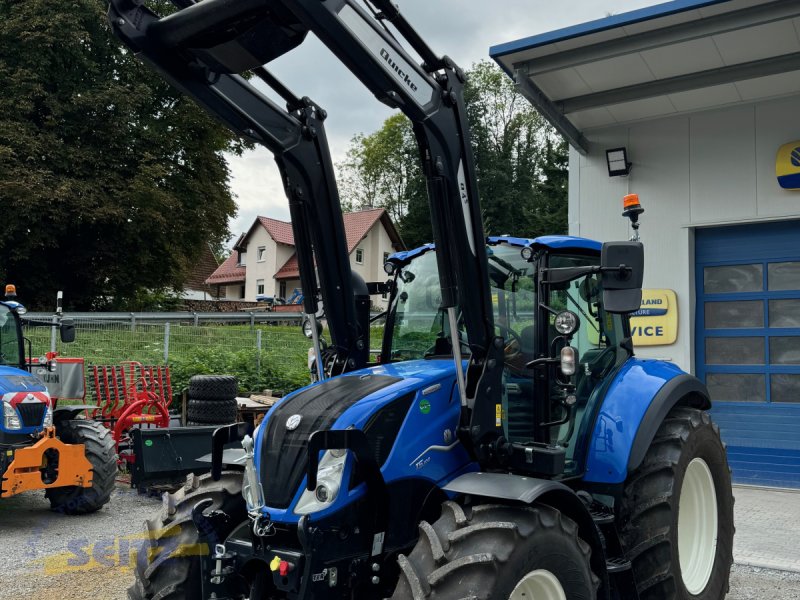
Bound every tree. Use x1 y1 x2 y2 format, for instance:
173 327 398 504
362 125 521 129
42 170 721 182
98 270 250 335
338 61 568 247
0 0 244 309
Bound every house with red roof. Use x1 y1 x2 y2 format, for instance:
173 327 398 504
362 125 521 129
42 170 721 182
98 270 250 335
205 208 404 305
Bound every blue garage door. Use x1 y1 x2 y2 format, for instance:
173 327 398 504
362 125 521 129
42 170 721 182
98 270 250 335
696 221 800 489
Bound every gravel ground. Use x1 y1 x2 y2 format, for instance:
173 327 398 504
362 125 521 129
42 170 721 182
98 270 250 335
0 483 160 600
2 485 799 599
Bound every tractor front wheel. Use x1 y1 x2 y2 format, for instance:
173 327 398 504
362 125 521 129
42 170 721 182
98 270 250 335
46 419 116 515
391 501 598 600
128 471 246 600
618 406 734 600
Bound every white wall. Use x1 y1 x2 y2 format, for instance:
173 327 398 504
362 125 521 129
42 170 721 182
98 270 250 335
570 94 800 372
350 221 395 307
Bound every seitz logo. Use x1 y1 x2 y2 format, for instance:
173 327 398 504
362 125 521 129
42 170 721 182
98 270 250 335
380 48 419 93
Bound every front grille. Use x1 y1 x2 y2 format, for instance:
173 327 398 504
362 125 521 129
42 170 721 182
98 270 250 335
16 402 46 427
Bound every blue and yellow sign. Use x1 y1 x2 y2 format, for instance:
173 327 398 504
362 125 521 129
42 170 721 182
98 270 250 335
776 141 800 190
630 289 678 346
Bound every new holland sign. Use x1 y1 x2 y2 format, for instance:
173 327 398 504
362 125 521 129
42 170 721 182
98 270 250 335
776 142 800 190
630 289 678 346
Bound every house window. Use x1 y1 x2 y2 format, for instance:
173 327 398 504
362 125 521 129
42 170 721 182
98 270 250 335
237 251 246 266
279 281 287 299
257 246 266 262
257 279 265 295
239 285 246 299
355 248 364 264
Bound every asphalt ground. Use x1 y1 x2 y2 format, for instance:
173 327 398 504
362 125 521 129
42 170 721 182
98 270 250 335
0 483 798 599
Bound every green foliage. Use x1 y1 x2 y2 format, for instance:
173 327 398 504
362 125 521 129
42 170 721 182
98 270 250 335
337 61 568 246
0 0 244 310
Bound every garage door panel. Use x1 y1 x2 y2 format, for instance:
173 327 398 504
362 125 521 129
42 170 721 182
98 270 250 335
697 221 800 488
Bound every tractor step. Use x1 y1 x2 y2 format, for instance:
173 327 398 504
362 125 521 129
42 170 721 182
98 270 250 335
606 556 632 573
589 501 615 525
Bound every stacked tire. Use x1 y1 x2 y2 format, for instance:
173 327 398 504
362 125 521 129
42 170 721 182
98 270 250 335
185 375 239 426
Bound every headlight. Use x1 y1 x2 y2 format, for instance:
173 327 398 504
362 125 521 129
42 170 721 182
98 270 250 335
294 450 347 515
554 310 580 336
42 406 53 428
3 403 21 430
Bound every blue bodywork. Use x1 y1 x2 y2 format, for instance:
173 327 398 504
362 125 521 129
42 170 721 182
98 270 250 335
254 235 698 520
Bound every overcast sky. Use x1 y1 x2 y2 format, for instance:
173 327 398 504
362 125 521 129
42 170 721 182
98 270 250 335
224 0 655 242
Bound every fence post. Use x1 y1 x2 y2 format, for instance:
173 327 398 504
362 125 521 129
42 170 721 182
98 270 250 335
249 312 255 331
50 315 58 353
131 312 136 332
256 329 262 375
193 312 199 327
163 322 170 364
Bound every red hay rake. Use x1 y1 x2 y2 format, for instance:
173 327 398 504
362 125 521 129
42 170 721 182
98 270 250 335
91 361 173 465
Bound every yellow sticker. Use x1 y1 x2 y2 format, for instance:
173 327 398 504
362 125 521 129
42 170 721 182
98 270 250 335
495 404 502 427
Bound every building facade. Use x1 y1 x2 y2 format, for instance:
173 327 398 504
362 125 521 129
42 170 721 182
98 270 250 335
493 0 800 487
206 208 404 307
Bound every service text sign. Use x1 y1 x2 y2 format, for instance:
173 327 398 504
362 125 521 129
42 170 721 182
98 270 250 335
630 289 678 346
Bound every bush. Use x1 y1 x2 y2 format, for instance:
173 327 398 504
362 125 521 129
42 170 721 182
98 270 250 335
169 347 308 398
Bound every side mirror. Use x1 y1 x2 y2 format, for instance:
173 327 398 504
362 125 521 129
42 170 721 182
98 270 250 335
601 242 644 314
60 319 76 343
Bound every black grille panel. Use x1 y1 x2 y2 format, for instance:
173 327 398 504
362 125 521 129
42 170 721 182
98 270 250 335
260 374 401 509
17 402 47 427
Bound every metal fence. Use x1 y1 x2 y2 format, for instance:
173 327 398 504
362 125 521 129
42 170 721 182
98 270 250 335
24 312 312 398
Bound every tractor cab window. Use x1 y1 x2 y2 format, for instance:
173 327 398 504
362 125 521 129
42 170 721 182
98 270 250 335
388 245 533 362
389 251 455 361
0 305 22 367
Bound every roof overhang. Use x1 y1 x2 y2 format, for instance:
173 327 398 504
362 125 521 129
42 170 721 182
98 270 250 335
490 0 800 154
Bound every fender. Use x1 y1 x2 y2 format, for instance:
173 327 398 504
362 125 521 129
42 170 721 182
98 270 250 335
443 472 610 600
53 405 97 421
583 358 695 485
627 374 710 472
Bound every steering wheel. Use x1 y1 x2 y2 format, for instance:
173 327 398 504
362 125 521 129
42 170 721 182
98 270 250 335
495 323 523 360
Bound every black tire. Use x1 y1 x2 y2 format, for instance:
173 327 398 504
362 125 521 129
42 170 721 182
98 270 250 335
128 471 246 600
46 419 117 515
188 375 238 401
186 398 238 424
618 407 734 600
392 501 598 600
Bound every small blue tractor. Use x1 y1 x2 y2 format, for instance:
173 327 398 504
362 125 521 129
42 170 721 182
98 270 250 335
0 285 116 513
109 1 734 598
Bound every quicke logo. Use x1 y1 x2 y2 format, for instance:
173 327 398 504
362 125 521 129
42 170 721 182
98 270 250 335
419 399 431 415
380 48 418 93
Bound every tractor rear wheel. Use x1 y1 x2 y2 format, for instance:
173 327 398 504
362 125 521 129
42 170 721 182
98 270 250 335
618 406 734 600
391 501 598 600
128 471 246 600
46 419 116 515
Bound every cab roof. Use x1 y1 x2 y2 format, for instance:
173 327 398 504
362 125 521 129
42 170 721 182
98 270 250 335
387 235 601 267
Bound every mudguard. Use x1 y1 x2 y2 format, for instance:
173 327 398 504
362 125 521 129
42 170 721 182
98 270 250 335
583 358 710 485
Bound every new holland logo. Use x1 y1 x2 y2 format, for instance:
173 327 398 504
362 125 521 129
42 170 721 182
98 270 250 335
286 414 303 431
776 142 800 190
380 48 419 93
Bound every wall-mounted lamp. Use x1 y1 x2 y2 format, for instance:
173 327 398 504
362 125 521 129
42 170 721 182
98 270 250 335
606 147 632 177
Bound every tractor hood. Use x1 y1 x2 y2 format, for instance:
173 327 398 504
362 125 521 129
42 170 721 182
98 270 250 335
257 359 458 509
0 366 46 396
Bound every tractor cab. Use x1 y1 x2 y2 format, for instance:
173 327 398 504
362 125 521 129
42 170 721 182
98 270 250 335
383 235 642 478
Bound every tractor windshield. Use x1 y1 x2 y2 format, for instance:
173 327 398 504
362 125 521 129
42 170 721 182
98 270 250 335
387 244 534 361
0 304 22 367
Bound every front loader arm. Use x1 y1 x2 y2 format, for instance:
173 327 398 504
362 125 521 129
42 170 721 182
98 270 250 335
108 0 369 373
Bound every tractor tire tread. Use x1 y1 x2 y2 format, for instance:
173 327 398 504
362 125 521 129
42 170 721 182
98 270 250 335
45 419 116 515
127 471 245 600
187 375 238 401
618 406 734 600
186 398 237 424
391 502 598 600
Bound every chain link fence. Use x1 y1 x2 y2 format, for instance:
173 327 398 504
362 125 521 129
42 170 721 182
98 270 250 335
24 313 313 402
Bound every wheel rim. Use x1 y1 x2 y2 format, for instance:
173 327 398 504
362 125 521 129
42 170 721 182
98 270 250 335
678 457 718 594
509 569 566 600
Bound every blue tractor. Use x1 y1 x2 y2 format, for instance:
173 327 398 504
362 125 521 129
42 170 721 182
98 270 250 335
0 286 116 513
109 1 734 598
